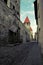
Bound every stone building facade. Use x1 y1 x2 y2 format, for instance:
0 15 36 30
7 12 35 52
34 0 43 54
0 0 30 44
37 0 43 54
0 0 19 44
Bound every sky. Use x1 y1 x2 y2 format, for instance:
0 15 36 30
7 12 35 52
20 0 37 35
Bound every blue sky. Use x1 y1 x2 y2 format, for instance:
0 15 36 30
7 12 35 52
20 0 37 34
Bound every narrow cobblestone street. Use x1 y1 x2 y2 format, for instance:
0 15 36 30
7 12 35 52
0 41 42 65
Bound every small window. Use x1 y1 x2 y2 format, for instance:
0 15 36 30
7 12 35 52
13 6 15 10
17 11 19 15
4 0 7 4
27 23 29 25
15 1 17 3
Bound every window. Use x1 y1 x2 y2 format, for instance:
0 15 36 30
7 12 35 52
17 11 19 15
4 0 7 4
15 1 17 3
13 6 15 10
27 23 29 25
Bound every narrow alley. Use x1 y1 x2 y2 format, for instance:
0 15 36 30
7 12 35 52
0 41 42 65
0 0 43 65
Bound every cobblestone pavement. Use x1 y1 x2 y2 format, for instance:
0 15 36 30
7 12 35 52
0 42 42 65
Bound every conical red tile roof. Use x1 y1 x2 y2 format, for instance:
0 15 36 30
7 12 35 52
24 16 30 24
30 27 32 31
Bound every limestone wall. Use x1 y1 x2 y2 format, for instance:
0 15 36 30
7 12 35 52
37 0 43 54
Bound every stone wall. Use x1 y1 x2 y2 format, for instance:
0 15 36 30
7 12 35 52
37 0 43 54
0 0 30 45
0 0 19 44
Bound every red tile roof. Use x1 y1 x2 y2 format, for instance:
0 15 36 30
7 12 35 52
24 16 30 24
